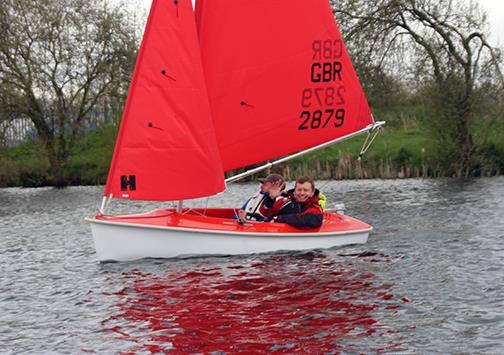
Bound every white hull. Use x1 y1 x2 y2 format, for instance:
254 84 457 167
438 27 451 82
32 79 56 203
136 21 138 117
86 217 371 262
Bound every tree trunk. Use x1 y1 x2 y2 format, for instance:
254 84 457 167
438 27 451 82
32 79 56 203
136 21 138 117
45 141 69 187
52 160 68 187
456 119 473 177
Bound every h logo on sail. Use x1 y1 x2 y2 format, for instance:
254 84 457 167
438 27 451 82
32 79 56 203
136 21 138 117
121 175 136 191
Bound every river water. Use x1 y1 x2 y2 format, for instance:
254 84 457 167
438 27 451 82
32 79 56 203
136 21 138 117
1 178 503 354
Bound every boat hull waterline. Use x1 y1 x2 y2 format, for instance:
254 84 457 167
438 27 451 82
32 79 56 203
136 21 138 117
86 208 372 261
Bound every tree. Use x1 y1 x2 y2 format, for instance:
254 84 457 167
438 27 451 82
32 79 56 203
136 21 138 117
332 0 504 176
0 0 137 185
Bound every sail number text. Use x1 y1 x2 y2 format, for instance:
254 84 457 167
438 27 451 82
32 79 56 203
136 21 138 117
298 109 344 130
301 87 345 107
298 39 346 131
311 39 343 83
312 39 343 60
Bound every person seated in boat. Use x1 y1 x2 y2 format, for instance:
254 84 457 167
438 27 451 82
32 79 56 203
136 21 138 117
259 175 323 229
237 173 286 221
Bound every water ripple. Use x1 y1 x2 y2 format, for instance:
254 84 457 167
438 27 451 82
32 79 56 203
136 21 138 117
1 177 504 353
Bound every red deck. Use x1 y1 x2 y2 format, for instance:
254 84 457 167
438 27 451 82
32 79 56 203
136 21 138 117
95 208 371 235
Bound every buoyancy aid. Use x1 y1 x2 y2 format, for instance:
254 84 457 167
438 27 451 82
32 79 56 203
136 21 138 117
242 192 268 221
318 192 327 210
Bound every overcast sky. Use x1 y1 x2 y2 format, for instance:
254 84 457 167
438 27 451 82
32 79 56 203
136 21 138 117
478 0 504 43
135 0 504 44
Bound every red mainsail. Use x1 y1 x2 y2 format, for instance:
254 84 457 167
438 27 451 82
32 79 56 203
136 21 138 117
104 0 225 201
196 0 373 172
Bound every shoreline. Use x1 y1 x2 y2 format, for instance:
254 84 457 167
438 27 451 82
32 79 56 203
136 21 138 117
2 125 503 188
1 173 502 190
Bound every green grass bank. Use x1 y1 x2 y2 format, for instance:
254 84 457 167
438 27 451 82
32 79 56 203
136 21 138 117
1 123 503 188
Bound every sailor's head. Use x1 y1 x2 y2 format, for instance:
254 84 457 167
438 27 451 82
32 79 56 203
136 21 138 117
258 173 285 193
294 175 315 202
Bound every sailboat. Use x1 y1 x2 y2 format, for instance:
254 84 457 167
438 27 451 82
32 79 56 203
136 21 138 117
86 0 384 261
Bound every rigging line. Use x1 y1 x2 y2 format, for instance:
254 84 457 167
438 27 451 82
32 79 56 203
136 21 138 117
197 192 245 224
317 125 383 196
179 198 211 217
182 208 193 215
231 206 247 225
225 121 386 185
99 194 113 215
358 125 382 160
203 197 209 216
184 208 205 217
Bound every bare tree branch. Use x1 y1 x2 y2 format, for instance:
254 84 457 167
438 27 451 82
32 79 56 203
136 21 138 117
0 0 137 185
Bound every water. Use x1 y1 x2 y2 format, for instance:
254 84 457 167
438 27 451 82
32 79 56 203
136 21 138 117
1 178 503 353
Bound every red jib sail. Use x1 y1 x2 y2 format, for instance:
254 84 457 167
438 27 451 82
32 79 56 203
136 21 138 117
196 0 373 172
104 0 225 201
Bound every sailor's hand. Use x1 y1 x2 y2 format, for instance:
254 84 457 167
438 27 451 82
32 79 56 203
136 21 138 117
238 209 246 220
268 185 282 198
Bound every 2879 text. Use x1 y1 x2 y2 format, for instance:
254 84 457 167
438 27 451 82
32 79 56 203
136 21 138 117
298 109 345 130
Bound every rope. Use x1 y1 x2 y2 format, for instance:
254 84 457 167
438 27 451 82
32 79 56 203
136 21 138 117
358 124 382 160
314 123 383 205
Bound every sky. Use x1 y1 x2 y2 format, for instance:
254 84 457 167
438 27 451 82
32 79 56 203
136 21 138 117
135 0 504 44
478 0 504 44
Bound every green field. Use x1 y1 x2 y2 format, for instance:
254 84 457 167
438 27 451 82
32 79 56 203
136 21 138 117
1 121 503 187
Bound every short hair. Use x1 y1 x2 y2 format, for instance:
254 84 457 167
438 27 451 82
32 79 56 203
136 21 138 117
259 173 284 184
295 176 315 191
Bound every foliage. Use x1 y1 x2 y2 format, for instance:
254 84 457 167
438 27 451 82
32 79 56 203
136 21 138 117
2 122 503 187
0 141 50 187
0 122 118 187
0 0 137 185
332 0 504 177
66 123 118 185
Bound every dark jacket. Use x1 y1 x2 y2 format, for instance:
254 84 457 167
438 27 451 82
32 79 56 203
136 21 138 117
259 189 324 229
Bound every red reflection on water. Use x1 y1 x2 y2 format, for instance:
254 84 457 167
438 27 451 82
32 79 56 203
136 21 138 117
104 253 403 353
